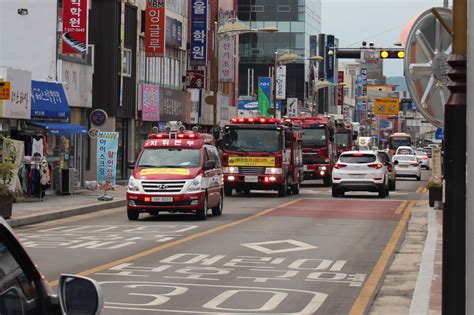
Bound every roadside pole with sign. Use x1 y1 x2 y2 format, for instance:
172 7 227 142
96 132 119 201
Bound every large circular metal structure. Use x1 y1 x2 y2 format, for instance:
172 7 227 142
404 7 452 128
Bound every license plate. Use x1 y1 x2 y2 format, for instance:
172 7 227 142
151 197 173 202
350 174 365 179
245 176 259 183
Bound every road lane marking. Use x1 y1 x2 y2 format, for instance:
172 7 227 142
48 198 303 287
349 200 415 315
394 201 408 215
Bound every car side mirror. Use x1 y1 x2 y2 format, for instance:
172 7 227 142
205 160 216 171
127 161 135 170
59 275 103 315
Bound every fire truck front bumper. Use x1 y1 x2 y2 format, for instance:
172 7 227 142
127 192 205 213
224 174 284 190
303 164 330 179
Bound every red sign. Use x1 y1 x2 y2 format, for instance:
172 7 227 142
145 0 165 57
337 71 344 106
186 70 206 89
62 0 88 54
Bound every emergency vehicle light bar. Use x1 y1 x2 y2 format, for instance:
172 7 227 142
230 117 279 124
148 133 198 140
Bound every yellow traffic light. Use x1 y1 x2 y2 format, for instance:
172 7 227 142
397 51 405 58
380 51 389 58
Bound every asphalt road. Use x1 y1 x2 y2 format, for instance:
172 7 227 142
15 170 430 314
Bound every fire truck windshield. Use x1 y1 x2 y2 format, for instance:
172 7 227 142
224 129 282 152
336 132 350 148
137 148 201 168
302 128 327 148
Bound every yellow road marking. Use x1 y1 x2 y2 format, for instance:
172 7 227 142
349 200 415 315
48 198 303 287
394 200 407 215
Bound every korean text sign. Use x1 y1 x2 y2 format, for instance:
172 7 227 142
97 132 119 187
190 0 208 66
145 0 165 57
141 84 160 121
258 77 272 118
62 0 89 54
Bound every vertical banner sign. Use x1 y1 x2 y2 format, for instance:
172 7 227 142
326 35 335 83
190 0 208 66
119 0 125 107
141 84 160 121
97 132 119 189
258 77 272 118
287 98 299 117
276 66 286 100
145 0 166 57
62 0 89 54
337 71 344 106
218 5 235 82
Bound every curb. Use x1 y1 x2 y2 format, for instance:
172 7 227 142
7 198 126 228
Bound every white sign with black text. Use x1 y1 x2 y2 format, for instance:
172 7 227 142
276 66 286 100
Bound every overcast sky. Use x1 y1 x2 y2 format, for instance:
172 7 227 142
322 0 446 77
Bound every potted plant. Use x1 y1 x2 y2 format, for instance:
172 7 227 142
0 162 15 219
426 176 443 208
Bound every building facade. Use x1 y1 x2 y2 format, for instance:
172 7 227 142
236 0 321 114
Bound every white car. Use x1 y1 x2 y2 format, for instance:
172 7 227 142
332 151 390 198
415 151 431 169
395 146 416 156
392 154 422 181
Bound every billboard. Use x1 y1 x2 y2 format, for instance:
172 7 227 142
276 66 286 100
258 77 272 118
165 16 182 48
141 84 160 121
145 0 165 57
62 0 89 54
160 87 192 123
0 67 31 120
190 0 208 66
374 98 400 115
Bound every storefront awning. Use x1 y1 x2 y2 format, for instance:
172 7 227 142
31 81 71 119
27 122 87 135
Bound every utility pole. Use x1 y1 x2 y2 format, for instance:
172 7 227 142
442 0 467 313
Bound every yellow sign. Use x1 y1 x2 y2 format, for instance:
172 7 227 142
228 156 275 167
0 81 10 100
374 98 400 115
140 168 191 176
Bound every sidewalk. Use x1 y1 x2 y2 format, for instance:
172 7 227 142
7 186 127 228
369 198 442 315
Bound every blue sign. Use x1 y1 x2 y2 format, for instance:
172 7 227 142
90 109 108 126
166 16 182 48
238 100 259 111
356 101 363 111
190 0 208 66
31 80 70 119
435 128 444 140
97 132 119 188
379 120 390 129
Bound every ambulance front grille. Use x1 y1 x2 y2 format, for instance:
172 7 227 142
141 181 186 193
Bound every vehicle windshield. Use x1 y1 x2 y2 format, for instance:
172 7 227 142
340 154 376 164
302 128 327 148
137 148 201 168
224 129 282 152
336 132 350 148
389 137 411 149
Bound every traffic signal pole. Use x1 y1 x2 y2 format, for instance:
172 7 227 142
442 0 467 313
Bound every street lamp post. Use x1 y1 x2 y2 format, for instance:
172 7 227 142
272 52 323 117
214 19 278 126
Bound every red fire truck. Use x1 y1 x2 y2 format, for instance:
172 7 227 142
221 117 303 197
335 122 357 157
288 117 336 186
127 122 224 221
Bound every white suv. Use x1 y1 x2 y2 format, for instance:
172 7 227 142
332 151 390 198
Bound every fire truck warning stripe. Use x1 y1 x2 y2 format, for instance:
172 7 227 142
349 200 415 315
48 198 303 287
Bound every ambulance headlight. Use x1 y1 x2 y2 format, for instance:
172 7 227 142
128 176 140 192
185 176 202 193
